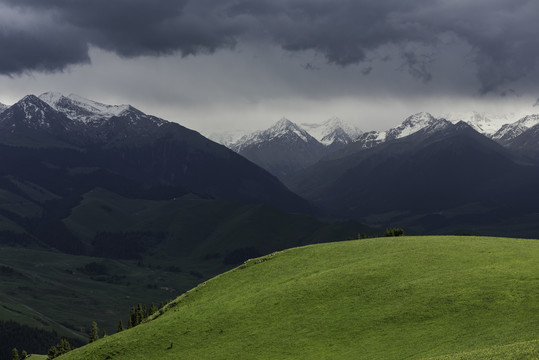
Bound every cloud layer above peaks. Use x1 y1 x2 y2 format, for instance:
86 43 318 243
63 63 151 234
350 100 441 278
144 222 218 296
1 0 539 94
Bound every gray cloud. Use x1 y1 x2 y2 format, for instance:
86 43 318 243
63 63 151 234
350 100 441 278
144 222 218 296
1 0 539 93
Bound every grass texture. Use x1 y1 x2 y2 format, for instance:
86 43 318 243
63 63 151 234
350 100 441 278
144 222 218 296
57 236 538 359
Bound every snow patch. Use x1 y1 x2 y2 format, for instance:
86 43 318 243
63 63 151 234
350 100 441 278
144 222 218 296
301 117 363 146
440 111 522 136
39 92 130 123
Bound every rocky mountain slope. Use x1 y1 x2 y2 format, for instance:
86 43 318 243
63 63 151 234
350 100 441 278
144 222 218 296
491 114 539 145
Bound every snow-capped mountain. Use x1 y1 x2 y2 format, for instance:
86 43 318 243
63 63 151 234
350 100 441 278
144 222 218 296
440 111 521 136
39 92 131 124
208 130 247 148
386 112 450 140
491 114 539 145
354 112 451 149
0 95 78 132
0 102 7 114
301 117 362 148
230 118 327 179
0 93 170 146
231 118 319 152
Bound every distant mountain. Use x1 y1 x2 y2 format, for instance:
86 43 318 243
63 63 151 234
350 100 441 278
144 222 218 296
229 113 452 179
352 112 451 150
230 118 328 179
207 129 247 148
301 117 362 150
491 114 539 145
441 111 520 136
0 102 7 114
385 112 451 140
286 121 539 236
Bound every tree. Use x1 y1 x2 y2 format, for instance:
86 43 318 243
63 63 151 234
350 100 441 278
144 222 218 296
58 339 71 353
47 339 71 359
20 350 27 359
129 307 136 328
135 304 144 325
88 321 99 343
47 345 58 359
149 303 158 316
117 320 124 332
11 348 19 360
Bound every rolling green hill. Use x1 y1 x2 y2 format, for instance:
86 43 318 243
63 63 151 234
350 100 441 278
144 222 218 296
55 236 538 359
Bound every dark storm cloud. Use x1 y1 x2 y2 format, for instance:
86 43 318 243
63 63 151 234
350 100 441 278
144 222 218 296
1 0 539 92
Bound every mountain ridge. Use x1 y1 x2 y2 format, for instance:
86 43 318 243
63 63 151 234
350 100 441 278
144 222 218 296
0 92 313 215
285 120 539 235
491 114 539 145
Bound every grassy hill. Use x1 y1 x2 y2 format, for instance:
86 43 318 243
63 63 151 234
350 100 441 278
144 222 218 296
55 236 538 359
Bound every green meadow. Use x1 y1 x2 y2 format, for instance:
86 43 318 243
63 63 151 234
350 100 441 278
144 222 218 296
55 236 538 359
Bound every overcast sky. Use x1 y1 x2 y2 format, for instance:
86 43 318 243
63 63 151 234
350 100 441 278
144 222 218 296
1 0 539 135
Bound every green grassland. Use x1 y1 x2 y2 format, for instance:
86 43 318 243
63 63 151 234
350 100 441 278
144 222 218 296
56 236 538 359
427 339 538 359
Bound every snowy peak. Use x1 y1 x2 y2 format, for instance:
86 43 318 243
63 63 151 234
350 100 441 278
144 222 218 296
441 111 520 136
39 92 130 124
301 117 362 146
354 112 451 149
384 112 453 142
232 118 318 152
2 94 63 129
387 112 438 140
0 92 173 147
268 118 311 142
492 114 539 144
38 91 65 106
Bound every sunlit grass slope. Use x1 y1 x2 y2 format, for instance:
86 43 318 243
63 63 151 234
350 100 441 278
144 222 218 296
58 236 538 359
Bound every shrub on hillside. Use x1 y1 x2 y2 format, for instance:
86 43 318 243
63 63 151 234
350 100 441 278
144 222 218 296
385 228 404 237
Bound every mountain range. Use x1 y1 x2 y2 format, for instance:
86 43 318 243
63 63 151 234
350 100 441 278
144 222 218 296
203 108 539 235
214 110 539 179
3 93 539 239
